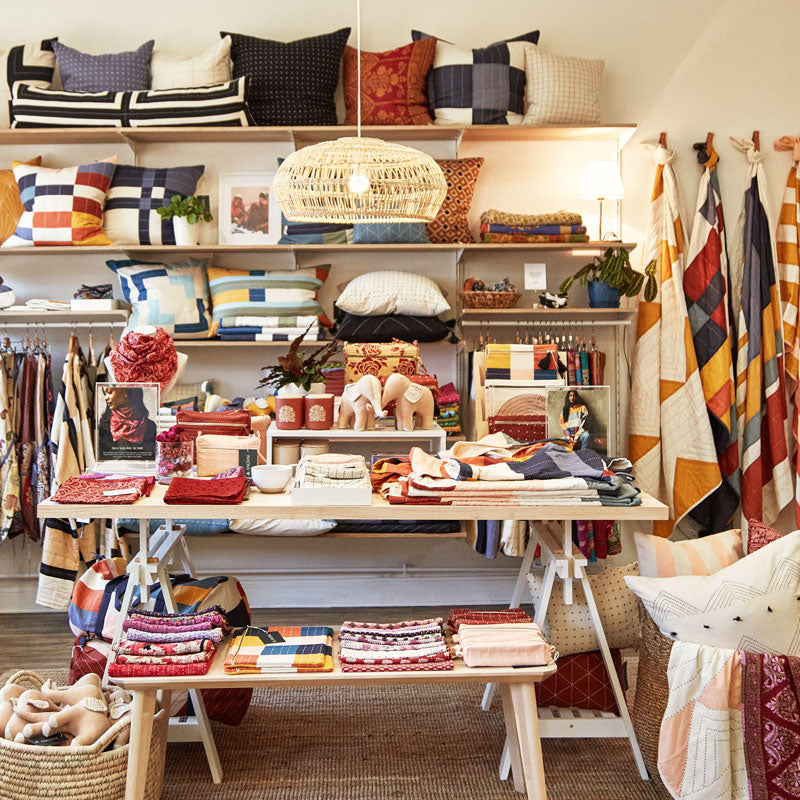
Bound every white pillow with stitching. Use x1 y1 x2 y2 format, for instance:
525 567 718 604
229 518 335 536
150 37 232 90
336 270 450 316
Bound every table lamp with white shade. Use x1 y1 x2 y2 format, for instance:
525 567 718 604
579 160 624 240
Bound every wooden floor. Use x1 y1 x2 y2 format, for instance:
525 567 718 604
0 606 501 674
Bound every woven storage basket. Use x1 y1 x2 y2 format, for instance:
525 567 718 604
459 290 521 309
631 604 674 799
0 671 164 800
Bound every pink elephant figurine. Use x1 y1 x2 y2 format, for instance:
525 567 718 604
43 695 111 747
381 373 435 432
41 674 103 708
337 374 386 431
5 691 60 742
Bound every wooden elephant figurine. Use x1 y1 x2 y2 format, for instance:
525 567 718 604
41 674 103 708
381 373 435 432
43 695 111 746
5 691 59 742
337 374 386 431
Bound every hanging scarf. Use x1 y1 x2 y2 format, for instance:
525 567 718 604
775 135 800 525
628 143 722 537
109 404 148 443
682 142 739 532
730 136 792 523
109 326 177 390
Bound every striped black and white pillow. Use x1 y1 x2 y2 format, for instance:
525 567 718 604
2 38 58 126
10 76 253 127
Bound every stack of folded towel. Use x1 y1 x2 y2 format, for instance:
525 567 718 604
479 210 589 243
294 453 371 490
224 625 334 673
108 606 230 677
338 617 453 672
436 381 461 435
217 316 323 342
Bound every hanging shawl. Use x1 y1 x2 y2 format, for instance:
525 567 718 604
682 143 739 532
730 136 792 523
629 144 721 537
775 135 800 524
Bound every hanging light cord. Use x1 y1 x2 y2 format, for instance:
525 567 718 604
355 0 362 139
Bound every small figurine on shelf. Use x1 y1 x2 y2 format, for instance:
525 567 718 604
337 374 385 431
381 373 435 432
539 291 568 309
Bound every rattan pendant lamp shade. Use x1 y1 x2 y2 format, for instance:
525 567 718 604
273 0 447 224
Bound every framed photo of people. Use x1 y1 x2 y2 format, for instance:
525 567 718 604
95 383 159 463
218 171 280 245
546 385 611 457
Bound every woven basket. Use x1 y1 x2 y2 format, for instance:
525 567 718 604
631 605 673 799
459 290 521 309
0 671 164 800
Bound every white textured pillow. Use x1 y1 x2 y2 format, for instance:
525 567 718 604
523 49 604 125
150 36 232 90
336 271 450 316
625 531 800 654
634 529 742 578
229 518 335 536
527 562 639 656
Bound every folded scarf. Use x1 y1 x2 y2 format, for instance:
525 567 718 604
448 608 533 632
125 626 225 643
110 405 149 443
342 617 443 631
127 606 228 628
338 650 451 665
124 618 214 634
480 209 583 227
109 326 178 391
114 638 214 657
220 315 319 329
481 223 587 236
108 660 215 677
164 475 247 505
481 231 590 243
340 661 453 672
52 475 155 505
456 623 554 667
114 648 216 665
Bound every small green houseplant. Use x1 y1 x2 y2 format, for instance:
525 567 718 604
558 247 657 308
156 195 213 246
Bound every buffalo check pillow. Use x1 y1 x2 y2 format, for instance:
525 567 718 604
411 30 539 124
2 157 117 247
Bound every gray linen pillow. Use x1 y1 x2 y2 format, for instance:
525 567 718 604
52 40 154 91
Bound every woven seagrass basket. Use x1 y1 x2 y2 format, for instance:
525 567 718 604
459 290 521 309
0 671 164 800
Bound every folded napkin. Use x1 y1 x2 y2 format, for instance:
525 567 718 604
52 475 156 504
448 607 533 632
113 639 214 657
164 475 247 505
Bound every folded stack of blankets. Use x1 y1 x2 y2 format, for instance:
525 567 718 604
224 625 334 673
436 381 461 435
217 316 323 342
479 210 589 244
108 606 230 677
448 608 554 667
338 618 454 672
294 453 371 490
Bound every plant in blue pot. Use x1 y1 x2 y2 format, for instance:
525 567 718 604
559 247 657 308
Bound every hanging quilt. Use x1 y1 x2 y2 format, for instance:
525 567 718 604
629 143 721 537
730 136 792 523
775 135 800 525
682 142 739 532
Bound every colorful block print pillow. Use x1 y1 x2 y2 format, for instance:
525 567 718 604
207 264 332 335
2 157 117 248
0 156 41 243
106 259 212 339
411 30 540 124
426 157 484 243
634 529 742 578
52 40 154 92
343 39 435 125
103 164 205 246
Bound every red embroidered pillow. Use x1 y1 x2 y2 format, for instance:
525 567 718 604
535 649 625 713
343 38 435 125
426 157 484 243
746 518 782 554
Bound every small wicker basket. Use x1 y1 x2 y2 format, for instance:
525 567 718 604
459 290 521 309
0 670 164 800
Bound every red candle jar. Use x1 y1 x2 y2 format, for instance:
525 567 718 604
304 393 334 430
275 395 304 430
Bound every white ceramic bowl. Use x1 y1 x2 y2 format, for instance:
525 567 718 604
251 465 292 493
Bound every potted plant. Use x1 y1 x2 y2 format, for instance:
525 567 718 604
559 247 657 308
156 195 213 246
257 324 339 395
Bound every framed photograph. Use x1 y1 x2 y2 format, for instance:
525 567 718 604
546 385 611 457
95 383 160 463
218 171 281 245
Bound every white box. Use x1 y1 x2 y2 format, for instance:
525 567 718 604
291 483 373 506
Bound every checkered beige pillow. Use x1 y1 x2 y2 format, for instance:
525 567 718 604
523 49 604 125
150 36 232 90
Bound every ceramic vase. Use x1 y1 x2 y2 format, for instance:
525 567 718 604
172 216 198 246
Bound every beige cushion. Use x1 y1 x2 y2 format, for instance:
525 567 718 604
634 529 742 578
528 562 639 656
523 49 603 125
150 37 232 90
336 270 450 316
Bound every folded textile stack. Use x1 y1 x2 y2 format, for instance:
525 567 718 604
218 324 322 342
479 209 589 243
371 437 641 507
52 474 156 504
108 605 230 677
224 625 334 674
294 453 371 489
338 617 453 672
322 365 346 396
436 381 461 434
164 474 248 504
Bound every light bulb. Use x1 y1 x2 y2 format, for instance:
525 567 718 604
348 167 370 194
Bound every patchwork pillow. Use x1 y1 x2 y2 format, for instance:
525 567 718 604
207 264 332 334
426 157 484 243
2 39 58 126
335 312 450 343
150 36 232 90
336 270 450 316
411 30 539 124
746 519 783 554
106 259 212 339
343 39 435 125
10 78 253 128
2 157 117 248
103 163 205 246
624 531 800 654
52 40 154 92
528 562 639 657
222 29 350 125
523 49 604 125
634 529 742 578
536 649 624 713
352 222 429 244
0 156 41 243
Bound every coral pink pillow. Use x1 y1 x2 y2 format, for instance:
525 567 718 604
746 518 782 554
633 529 742 578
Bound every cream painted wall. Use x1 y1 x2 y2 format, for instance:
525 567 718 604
1 0 797 610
